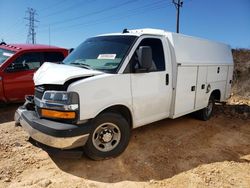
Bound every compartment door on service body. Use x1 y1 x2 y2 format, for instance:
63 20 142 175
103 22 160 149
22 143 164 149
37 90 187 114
174 66 198 117
129 37 172 127
195 66 208 109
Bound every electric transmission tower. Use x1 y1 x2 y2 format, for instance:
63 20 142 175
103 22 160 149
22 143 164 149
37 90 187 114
172 0 183 33
25 8 39 44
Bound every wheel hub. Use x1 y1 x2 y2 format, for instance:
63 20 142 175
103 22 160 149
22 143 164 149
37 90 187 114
100 129 113 143
92 122 121 152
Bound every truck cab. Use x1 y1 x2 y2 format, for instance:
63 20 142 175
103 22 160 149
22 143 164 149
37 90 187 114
0 43 68 103
16 29 233 160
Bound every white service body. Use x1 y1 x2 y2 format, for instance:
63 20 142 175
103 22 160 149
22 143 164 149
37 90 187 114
35 28 233 128
17 29 233 158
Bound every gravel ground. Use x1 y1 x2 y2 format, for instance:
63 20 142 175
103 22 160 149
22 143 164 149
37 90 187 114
0 101 249 188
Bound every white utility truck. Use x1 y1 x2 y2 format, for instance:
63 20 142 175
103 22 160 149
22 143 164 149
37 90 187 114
16 29 233 160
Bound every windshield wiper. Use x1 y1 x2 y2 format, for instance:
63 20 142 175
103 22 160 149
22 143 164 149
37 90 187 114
70 62 93 70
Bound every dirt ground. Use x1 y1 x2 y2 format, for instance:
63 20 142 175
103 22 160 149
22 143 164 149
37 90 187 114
0 100 249 188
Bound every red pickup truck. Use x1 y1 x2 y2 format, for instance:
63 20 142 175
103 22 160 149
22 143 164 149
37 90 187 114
0 43 68 103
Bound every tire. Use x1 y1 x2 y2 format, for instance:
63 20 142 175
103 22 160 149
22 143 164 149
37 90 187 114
195 96 215 121
0 102 7 108
84 112 131 160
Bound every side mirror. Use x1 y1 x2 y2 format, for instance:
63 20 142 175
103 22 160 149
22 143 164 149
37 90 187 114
136 46 152 73
68 48 74 54
5 63 15 72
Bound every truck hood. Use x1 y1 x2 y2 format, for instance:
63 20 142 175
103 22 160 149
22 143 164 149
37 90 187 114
34 62 103 85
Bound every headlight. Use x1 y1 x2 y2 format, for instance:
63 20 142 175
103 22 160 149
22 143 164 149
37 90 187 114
35 91 79 121
41 91 79 111
43 91 69 102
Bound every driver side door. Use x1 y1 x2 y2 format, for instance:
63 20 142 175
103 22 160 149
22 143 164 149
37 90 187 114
3 52 42 101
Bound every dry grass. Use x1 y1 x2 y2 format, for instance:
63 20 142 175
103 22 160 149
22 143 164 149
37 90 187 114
231 48 250 98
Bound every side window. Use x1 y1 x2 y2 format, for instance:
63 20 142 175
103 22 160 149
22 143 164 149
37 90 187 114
7 52 42 71
43 52 65 63
128 38 165 73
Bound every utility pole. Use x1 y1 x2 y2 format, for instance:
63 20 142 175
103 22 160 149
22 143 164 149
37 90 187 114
25 8 39 44
172 0 183 33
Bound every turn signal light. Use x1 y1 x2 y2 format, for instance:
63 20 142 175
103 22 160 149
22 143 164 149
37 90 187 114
41 109 76 119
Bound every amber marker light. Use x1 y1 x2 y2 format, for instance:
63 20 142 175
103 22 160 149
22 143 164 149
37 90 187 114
41 109 76 119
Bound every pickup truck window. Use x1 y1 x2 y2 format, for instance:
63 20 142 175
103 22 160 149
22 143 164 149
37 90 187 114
63 36 137 73
6 52 65 72
127 38 165 73
0 48 15 65
7 52 43 71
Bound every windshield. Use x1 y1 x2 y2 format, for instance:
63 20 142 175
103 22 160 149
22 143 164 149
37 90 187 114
0 48 15 65
63 35 137 73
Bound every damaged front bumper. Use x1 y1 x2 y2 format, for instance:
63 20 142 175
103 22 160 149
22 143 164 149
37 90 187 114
15 96 90 149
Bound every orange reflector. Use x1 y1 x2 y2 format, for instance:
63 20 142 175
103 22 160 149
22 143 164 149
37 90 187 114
41 109 76 119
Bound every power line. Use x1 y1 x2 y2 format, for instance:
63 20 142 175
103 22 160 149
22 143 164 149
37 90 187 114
40 0 96 19
172 0 183 33
38 0 169 34
39 0 68 12
25 8 39 44
39 0 166 31
40 0 139 28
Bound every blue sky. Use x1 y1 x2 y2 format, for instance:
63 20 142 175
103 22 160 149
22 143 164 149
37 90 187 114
0 0 249 49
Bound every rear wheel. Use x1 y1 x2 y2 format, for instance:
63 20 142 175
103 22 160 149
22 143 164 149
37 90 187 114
84 112 131 160
195 96 215 121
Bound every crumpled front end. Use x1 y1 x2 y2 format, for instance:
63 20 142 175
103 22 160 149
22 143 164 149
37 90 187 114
15 96 91 149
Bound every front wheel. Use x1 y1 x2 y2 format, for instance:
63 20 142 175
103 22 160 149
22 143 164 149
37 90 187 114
84 113 131 160
195 96 215 121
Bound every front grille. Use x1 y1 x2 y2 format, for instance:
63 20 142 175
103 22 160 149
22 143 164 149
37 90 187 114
35 87 44 99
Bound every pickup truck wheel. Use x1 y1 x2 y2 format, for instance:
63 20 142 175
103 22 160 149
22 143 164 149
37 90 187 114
195 96 215 121
84 113 130 160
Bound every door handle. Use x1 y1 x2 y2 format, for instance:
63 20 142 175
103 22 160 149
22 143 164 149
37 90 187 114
201 84 205 89
191 86 196 91
166 74 169 85
217 67 220 73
